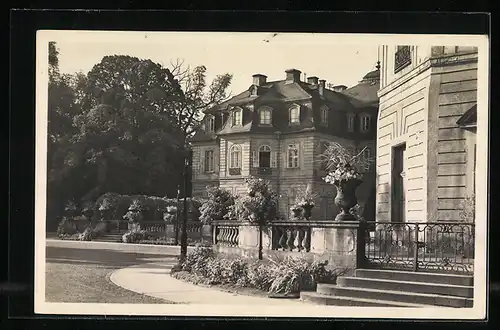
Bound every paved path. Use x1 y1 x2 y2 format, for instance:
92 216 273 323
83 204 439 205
47 239 306 305
110 260 306 305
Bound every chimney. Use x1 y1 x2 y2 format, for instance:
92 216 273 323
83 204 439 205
307 76 319 85
332 85 348 92
285 69 302 83
252 74 267 87
318 79 326 96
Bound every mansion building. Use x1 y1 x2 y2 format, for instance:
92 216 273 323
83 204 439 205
191 68 380 220
376 46 478 223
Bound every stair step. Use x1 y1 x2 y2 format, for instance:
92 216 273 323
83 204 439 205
338 276 473 298
316 284 473 308
300 292 440 307
355 269 473 287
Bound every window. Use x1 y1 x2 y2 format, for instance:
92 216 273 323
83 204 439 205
229 144 241 169
259 107 272 125
259 145 271 168
287 144 299 168
204 150 214 172
361 115 371 132
232 108 242 126
289 105 300 125
363 147 371 171
347 113 355 132
395 45 412 73
320 106 328 126
206 115 215 132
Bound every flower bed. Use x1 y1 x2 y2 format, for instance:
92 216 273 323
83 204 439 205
170 244 347 296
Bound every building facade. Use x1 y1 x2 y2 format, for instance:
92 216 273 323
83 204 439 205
191 68 380 220
376 45 478 223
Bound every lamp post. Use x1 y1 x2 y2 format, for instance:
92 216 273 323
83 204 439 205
174 186 180 246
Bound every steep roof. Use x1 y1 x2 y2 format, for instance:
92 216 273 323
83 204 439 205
342 68 380 107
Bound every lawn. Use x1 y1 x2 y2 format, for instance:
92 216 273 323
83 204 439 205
45 246 178 304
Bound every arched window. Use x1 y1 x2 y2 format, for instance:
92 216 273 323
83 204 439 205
229 144 241 169
259 145 271 168
206 115 215 132
320 106 329 126
347 113 355 132
287 144 299 168
259 107 272 125
232 108 242 126
289 105 300 124
361 114 371 132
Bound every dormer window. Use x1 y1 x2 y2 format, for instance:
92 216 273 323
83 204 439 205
259 107 272 125
289 105 300 125
361 114 371 132
347 113 355 132
206 115 215 132
232 108 242 127
320 106 329 126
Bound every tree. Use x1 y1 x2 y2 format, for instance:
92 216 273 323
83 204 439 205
170 59 233 139
169 60 233 260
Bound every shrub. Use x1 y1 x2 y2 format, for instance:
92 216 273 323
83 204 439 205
122 228 147 243
177 246 344 295
78 227 93 241
199 186 235 224
231 176 278 224
56 217 78 236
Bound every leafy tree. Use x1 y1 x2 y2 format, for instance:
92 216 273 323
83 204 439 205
199 186 235 224
170 59 233 138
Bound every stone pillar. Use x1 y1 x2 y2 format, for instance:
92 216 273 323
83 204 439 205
309 221 364 272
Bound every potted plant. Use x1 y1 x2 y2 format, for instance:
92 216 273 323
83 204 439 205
321 142 373 221
294 184 318 220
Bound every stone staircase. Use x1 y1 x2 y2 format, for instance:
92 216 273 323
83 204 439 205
92 233 124 243
301 269 474 307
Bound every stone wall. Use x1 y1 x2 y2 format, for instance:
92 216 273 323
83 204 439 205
431 52 478 221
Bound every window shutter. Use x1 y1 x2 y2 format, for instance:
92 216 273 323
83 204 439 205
214 153 219 172
283 150 288 168
271 151 277 168
252 150 258 167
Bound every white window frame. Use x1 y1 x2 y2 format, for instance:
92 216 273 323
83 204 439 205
287 144 299 168
229 144 241 169
320 106 329 126
347 113 355 132
204 149 214 173
289 105 300 125
361 114 371 132
206 115 215 132
232 108 242 127
259 107 272 125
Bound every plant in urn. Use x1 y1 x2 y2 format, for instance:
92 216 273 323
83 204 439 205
320 142 373 221
294 184 318 220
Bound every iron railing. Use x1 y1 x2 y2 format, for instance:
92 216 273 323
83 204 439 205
363 221 475 274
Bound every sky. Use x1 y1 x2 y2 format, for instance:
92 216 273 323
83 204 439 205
54 32 380 94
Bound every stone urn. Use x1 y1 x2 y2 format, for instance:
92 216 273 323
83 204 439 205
290 207 303 220
334 179 362 221
301 204 314 220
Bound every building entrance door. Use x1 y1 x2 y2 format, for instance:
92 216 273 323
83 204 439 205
392 144 406 222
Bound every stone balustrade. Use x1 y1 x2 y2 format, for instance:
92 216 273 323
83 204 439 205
211 220 365 271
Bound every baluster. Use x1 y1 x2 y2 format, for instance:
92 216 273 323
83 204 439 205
218 227 225 245
278 227 288 250
296 227 305 251
234 227 239 246
229 227 236 246
303 227 311 252
286 227 295 251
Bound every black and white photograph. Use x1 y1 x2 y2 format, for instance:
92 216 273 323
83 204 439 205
34 31 488 318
